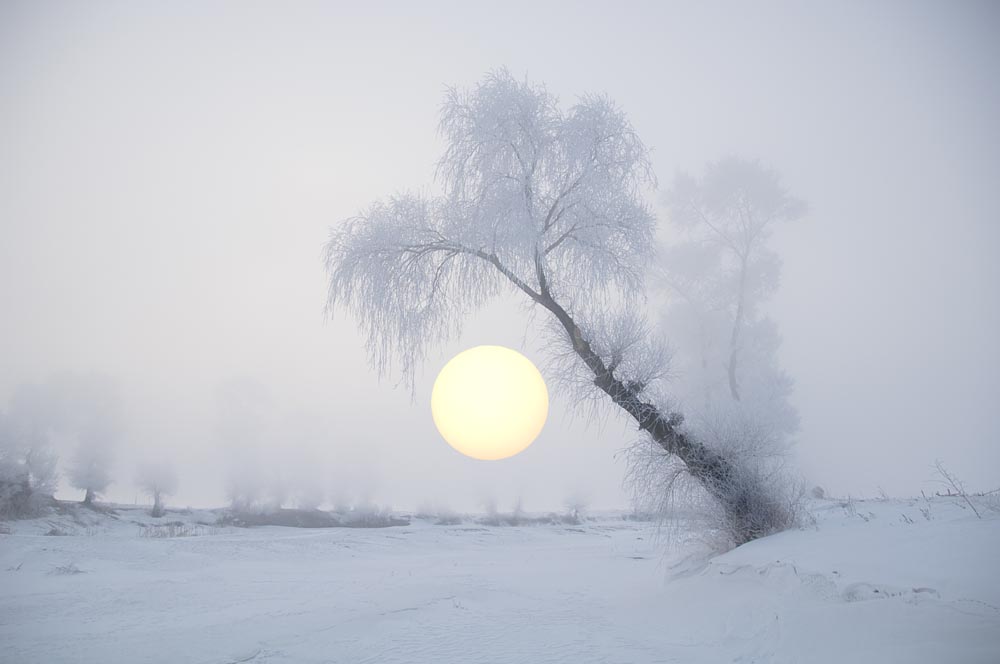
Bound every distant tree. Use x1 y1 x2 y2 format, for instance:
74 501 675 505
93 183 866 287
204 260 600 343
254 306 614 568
136 461 178 517
658 158 802 451
264 474 288 512
66 383 120 506
0 409 58 518
651 159 805 536
4 384 62 507
293 455 325 510
227 477 262 514
215 378 271 513
68 440 113 505
329 490 352 514
283 415 330 511
564 492 589 523
324 70 794 545
0 458 32 518
296 484 324 511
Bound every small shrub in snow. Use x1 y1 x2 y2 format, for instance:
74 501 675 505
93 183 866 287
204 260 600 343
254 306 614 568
434 513 463 526
564 494 589 523
980 490 1000 515
228 508 337 528
341 505 408 528
916 490 933 521
140 524 213 538
933 460 982 519
473 509 580 527
414 503 463 525
623 510 657 522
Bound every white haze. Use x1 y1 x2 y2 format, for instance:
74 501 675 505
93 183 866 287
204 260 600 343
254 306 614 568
1 1 997 511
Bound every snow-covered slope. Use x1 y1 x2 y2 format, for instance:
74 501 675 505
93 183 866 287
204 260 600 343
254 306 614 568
1 498 997 663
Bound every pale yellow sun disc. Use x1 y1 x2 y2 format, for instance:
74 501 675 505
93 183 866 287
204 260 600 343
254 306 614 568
431 345 549 460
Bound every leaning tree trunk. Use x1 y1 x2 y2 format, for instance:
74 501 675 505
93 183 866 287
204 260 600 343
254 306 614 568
527 262 780 545
427 245 785 544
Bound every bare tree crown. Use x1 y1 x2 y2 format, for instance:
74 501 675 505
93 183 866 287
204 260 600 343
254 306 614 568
325 70 657 387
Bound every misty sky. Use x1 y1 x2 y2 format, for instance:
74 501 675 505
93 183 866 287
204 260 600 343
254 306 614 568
1 1 997 511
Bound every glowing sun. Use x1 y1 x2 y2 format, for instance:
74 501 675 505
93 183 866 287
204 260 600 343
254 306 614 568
431 345 549 460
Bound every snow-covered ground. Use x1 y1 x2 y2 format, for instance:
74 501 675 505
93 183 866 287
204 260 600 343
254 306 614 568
1 497 998 663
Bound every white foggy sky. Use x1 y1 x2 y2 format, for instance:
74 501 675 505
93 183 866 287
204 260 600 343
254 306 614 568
1 1 997 510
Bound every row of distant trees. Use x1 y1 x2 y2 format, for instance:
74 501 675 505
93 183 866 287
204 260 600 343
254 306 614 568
0 373 380 520
0 374 176 518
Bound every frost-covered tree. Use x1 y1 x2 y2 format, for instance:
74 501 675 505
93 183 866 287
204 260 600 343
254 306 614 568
296 482 324 511
68 441 113 505
636 159 805 538
58 375 121 506
285 422 326 511
216 378 273 513
663 158 806 401
136 461 178 517
659 158 803 444
564 492 589 523
4 383 62 509
0 408 58 518
324 70 792 544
